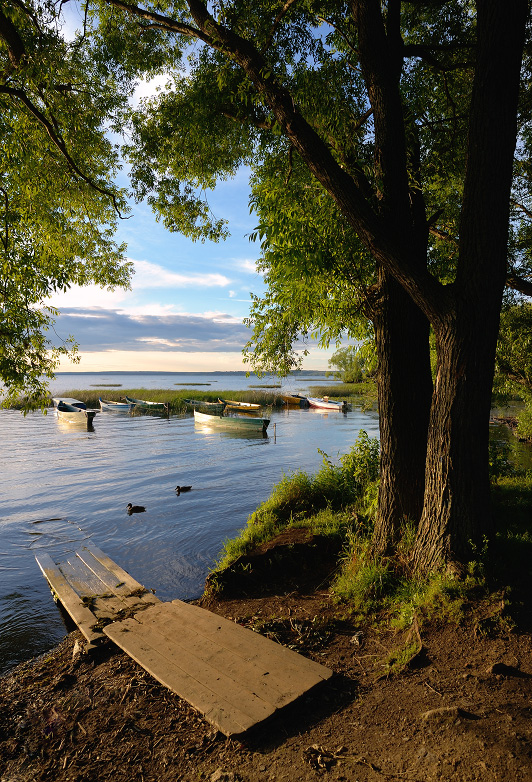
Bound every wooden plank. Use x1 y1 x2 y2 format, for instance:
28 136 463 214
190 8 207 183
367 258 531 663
53 558 130 622
167 601 332 683
36 547 332 736
104 617 272 735
59 557 108 597
122 607 292 707
35 554 103 645
131 604 317 707
75 549 159 609
105 601 332 735
105 615 274 722
84 545 159 600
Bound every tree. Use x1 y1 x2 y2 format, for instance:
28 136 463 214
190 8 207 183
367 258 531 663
242 146 432 543
326 344 376 383
496 303 532 393
92 0 530 571
0 1 133 407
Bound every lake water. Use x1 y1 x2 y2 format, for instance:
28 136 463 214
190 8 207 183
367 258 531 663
1 372 379 674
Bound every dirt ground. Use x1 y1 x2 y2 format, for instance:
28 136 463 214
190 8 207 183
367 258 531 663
1 537 531 782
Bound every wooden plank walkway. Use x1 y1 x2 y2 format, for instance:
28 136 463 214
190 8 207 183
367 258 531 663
36 546 332 736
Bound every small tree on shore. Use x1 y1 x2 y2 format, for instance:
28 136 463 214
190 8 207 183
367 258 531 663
326 345 376 384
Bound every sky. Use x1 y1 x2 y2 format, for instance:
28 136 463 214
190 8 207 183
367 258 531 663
45 7 337 374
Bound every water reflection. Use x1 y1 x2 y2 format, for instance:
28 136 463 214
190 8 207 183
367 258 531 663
194 422 269 440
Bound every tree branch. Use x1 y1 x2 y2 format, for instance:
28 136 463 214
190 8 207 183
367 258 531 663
262 0 299 54
0 184 9 252
0 6 26 67
511 198 532 220
0 85 127 217
403 43 473 71
104 0 449 322
105 0 212 45
506 272 532 297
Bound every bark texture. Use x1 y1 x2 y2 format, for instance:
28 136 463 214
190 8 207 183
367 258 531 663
413 0 528 570
372 269 432 552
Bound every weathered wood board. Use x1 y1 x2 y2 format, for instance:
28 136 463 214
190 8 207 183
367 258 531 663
104 599 332 736
37 547 333 736
35 546 160 645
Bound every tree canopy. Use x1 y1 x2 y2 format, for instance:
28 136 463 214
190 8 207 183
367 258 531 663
0 1 133 407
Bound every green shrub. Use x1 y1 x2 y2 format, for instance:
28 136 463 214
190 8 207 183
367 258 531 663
331 537 392 610
212 432 380 573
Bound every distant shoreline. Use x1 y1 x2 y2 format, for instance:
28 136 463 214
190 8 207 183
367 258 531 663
53 370 329 376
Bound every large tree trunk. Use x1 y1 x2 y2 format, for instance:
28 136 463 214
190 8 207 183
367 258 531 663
413 301 500 570
413 0 528 571
372 267 432 552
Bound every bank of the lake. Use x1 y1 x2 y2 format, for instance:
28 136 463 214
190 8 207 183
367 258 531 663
2 386 532 780
1 540 531 782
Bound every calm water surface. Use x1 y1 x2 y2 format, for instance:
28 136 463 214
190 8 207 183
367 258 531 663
1 372 379 673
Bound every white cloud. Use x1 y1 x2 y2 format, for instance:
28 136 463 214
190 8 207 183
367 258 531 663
52 307 251 353
46 285 130 310
131 259 231 288
45 258 232 315
233 259 259 274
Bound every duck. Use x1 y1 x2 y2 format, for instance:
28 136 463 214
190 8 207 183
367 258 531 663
127 503 146 515
175 485 192 495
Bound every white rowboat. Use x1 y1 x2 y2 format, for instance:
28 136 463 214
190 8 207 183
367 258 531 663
307 397 348 411
99 398 134 412
55 400 97 426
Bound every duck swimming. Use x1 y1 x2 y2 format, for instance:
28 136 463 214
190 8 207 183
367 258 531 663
127 503 146 515
175 485 192 495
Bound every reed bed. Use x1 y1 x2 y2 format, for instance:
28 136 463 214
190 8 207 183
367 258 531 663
43 388 284 412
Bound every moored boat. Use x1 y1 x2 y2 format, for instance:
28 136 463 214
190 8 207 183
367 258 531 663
194 409 270 433
56 400 97 426
307 397 348 411
99 398 134 412
184 399 226 413
52 397 87 410
281 393 309 407
218 397 262 410
125 396 168 411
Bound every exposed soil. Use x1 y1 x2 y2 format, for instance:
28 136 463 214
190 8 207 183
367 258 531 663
1 531 531 782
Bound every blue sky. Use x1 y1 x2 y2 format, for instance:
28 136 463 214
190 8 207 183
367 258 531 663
46 8 336 374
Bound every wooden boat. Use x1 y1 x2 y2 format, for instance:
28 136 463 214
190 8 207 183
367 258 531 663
125 395 168 411
194 409 270 432
52 397 87 410
99 397 134 412
307 397 348 411
55 400 97 425
281 393 309 407
184 398 225 412
218 398 262 410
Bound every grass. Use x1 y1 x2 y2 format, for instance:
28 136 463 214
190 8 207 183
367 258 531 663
209 424 532 646
24 387 286 413
212 431 380 573
6 381 378 411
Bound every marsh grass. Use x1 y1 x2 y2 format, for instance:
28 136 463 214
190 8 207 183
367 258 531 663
40 388 283 412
